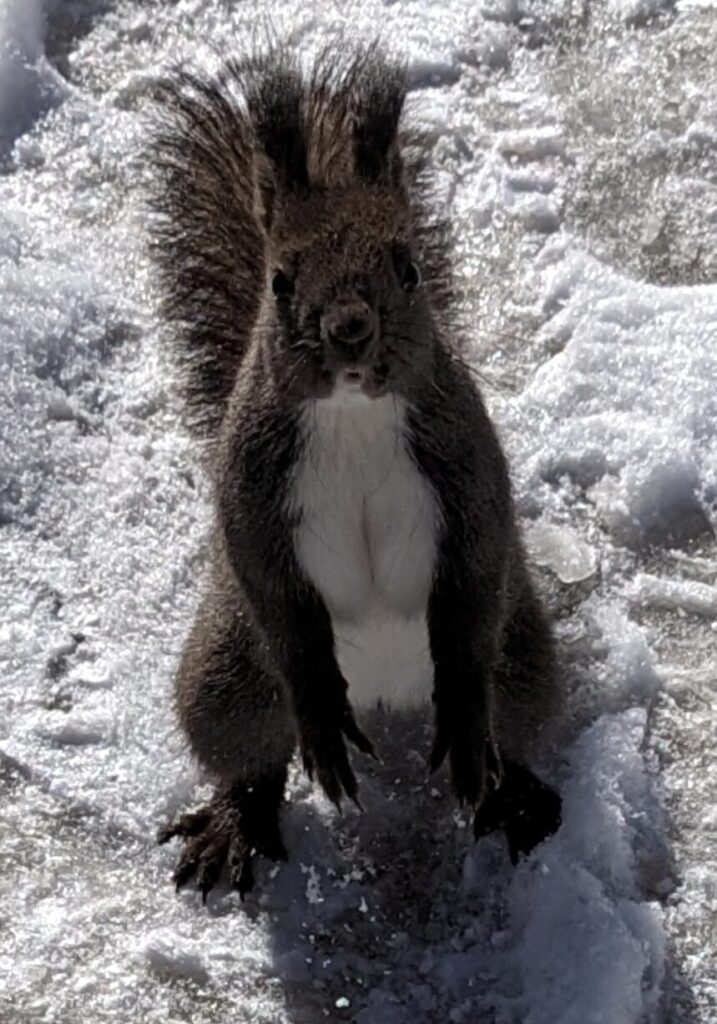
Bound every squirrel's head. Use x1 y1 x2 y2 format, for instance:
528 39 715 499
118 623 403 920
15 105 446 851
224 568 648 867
245 45 434 402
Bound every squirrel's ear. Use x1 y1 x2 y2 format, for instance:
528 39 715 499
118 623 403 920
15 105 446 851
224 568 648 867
352 60 406 185
246 57 309 231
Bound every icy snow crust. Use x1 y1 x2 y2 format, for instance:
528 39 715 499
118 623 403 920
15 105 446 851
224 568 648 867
1 2 716 1022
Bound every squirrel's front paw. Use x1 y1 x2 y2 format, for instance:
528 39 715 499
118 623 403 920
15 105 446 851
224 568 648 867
430 703 502 808
299 700 375 810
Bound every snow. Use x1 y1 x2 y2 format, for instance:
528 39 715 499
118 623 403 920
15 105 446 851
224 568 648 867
510 247 717 550
1 1 716 1023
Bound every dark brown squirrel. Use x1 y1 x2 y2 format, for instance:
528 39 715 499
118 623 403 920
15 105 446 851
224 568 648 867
146 42 562 900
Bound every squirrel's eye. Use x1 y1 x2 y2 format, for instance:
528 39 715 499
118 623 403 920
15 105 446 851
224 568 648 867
272 270 294 297
401 260 421 292
392 247 421 292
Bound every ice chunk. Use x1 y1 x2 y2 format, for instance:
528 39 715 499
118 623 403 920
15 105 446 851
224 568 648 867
525 522 597 584
625 573 717 619
496 127 566 162
37 715 108 747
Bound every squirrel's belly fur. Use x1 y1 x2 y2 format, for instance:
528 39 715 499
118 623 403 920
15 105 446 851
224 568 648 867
290 389 441 710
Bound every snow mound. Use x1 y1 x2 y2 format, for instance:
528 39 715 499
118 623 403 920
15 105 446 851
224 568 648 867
509 242 717 552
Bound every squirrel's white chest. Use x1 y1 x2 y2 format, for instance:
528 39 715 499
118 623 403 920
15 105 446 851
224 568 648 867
289 393 440 709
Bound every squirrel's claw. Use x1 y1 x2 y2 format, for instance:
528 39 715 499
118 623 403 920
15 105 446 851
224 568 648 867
299 696 369 807
341 709 376 759
430 709 502 809
429 727 450 774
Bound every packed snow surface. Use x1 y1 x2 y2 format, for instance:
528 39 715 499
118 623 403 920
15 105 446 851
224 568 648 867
1 2 716 1022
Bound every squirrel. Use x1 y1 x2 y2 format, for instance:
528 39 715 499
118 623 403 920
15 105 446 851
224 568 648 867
147 42 562 900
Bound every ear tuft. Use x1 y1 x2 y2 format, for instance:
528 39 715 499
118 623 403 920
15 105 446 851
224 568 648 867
351 49 407 184
242 48 309 228
241 42 408 226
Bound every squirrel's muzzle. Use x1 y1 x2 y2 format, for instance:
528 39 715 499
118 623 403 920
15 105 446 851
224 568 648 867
321 300 376 362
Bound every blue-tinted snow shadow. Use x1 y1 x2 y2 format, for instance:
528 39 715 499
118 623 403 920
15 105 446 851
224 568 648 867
0 0 115 165
258 707 481 1024
229 697 697 1024
0 69 65 166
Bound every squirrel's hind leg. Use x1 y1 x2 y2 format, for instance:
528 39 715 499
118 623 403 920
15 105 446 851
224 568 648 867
472 761 562 864
159 767 288 900
161 578 295 900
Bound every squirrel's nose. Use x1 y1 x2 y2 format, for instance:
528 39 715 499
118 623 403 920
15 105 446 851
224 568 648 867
322 302 376 357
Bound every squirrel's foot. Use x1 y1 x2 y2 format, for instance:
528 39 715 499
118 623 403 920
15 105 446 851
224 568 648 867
473 761 562 864
158 771 287 901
